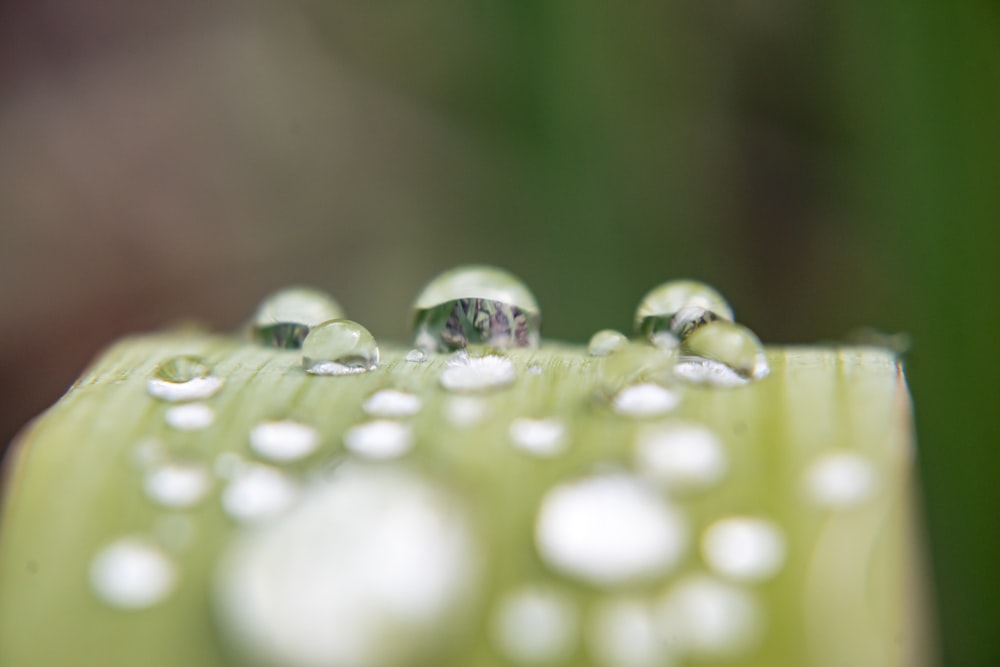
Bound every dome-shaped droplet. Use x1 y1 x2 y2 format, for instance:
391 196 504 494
680 321 768 380
301 320 379 376
588 329 628 357
634 280 733 341
411 265 540 351
147 356 224 402
252 287 344 349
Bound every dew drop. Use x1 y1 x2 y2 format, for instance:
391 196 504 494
362 389 423 418
634 280 733 341
655 575 762 657
535 474 687 586
680 321 769 380
440 352 516 392
343 420 414 460
214 466 478 667
527 364 544 375
509 418 568 457
90 537 177 609
588 598 668 667
411 265 540 351
405 348 428 363
164 403 215 431
221 464 299 523
701 517 786 582
634 422 727 493
588 330 629 357
147 356 224 402
804 451 877 508
249 420 320 462
444 396 490 428
673 358 749 387
492 586 578 665
611 383 681 418
251 286 344 349
302 319 379 376
143 462 211 508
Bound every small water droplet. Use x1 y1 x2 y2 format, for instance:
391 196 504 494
634 423 727 493
804 451 877 508
680 321 769 380
362 389 423 418
444 396 490 428
411 265 540 351
535 474 687 586
440 352 516 392
405 348 428 363
221 464 299 523
90 537 177 609
655 575 762 657
252 287 344 349
588 330 629 357
588 598 667 667
701 517 786 582
302 319 379 375
164 403 215 431
635 280 734 341
214 466 477 667
343 420 414 460
509 418 568 457
611 383 681 418
527 364 544 375
147 356 224 402
249 420 320 462
492 586 578 665
144 462 212 508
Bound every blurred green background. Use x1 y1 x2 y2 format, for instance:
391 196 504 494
0 1 996 664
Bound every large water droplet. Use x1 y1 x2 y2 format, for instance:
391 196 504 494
680 321 769 380
588 329 629 357
252 287 344 349
509 418 568 457
143 462 212 508
215 465 478 667
249 420 320 462
535 474 687 586
343 420 414 460
147 356 224 402
90 537 177 609
440 352 516 392
587 598 667 667
634 422 727 493
221 464 299 523
655 575 762 657
492 586 578 665
804 451 877 508
302 319 379 376
701 517 786 582
635 280 734 341
411 265 540 351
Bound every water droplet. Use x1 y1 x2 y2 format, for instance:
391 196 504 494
405 348 428 363
343 420 414 460
362 389 423 418
680 321 769 380
143 462 211 508
701 518 786 582
302 319 379 376
673 358 749 387
147 356 224 402
509 418 568 457
588 598 668 667
215 466 477 667
634 423 727 493
655 575 762 657
527 364 544 375
252 287 344 349
535 474 687 586
90 537 177 609
635 280 733 341
804 451 877 508
492 586 578 665
611 383 681 418
440 352 516 392
411 265 540 351
588 330 629 357
164 403 215 431
249 420 320 462
221 464 299 523
444 396 490 428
